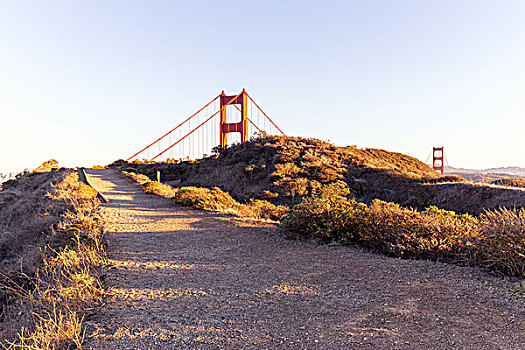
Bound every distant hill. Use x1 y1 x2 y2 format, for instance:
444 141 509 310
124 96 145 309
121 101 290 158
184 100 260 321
446 166 525 182
484 166 525 177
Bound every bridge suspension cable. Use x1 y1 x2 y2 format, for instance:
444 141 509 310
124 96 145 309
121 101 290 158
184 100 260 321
127 90 285 163
126 95 219 161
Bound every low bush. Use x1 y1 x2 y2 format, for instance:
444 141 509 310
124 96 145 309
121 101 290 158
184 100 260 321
358 201 479 262
243 199 289 221
172 187 240 212
491 178 525 188
478 208 525 277
143 181 177 198
427 175 468 183
124 171 288 221
284 181 525 278
33 159 60 173
283 181 367 243
124 171 152 185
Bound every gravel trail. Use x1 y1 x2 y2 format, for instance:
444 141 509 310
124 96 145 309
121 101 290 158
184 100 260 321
84 169 524 349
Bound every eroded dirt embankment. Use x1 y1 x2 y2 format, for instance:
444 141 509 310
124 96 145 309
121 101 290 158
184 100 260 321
85 169 524 350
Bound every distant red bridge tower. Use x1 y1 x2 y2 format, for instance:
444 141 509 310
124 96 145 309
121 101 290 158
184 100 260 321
433 147 444 175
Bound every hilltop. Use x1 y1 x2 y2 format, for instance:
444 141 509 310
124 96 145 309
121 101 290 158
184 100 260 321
119 135 525 215
0 172 17 188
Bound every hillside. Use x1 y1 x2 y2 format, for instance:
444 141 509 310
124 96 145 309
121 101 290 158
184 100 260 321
120 136 435 202
118 135 525 215
83 169 525 349
0 165 106 347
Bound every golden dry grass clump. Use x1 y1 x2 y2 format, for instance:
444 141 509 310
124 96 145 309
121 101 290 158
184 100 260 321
124 171 288 221
0 170 107 349
479 208 525 277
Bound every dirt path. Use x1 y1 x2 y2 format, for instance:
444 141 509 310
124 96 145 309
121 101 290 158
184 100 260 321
84 169 524 350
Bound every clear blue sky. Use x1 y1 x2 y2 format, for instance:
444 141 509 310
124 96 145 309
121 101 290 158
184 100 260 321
1 0 525 172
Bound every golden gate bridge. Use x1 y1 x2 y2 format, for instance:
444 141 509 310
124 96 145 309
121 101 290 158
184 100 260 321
127 89 285 162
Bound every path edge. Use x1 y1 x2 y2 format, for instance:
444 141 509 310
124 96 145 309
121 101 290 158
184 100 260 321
78 168 110 203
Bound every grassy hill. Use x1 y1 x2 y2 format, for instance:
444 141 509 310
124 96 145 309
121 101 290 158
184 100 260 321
120 135 525 215
0 165 106 347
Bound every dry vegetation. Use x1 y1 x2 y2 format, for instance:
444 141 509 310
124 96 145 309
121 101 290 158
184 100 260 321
491 177 525 188
116 135 525 215
0 166 106 349
125 170 525 280
284 181 525 278
125 171 288 221
113 135 442 205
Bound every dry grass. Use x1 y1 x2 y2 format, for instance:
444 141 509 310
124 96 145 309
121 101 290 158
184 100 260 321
123 171 288 221
118 136 525 278
5 307 84 350
478 208 525 277
117 135 439 205
0 171 107 349
491 178 525 188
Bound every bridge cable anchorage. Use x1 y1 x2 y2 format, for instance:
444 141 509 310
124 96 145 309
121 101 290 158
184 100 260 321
126 95 220 161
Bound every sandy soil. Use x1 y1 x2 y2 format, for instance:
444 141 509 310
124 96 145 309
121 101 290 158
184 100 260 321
84 169 524 349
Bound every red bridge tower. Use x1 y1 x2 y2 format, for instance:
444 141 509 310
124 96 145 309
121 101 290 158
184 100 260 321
220 90 248 148
433 147 444 175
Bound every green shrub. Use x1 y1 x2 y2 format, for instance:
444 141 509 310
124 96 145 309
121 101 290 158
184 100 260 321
283 181 367 243
359 201 480 261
